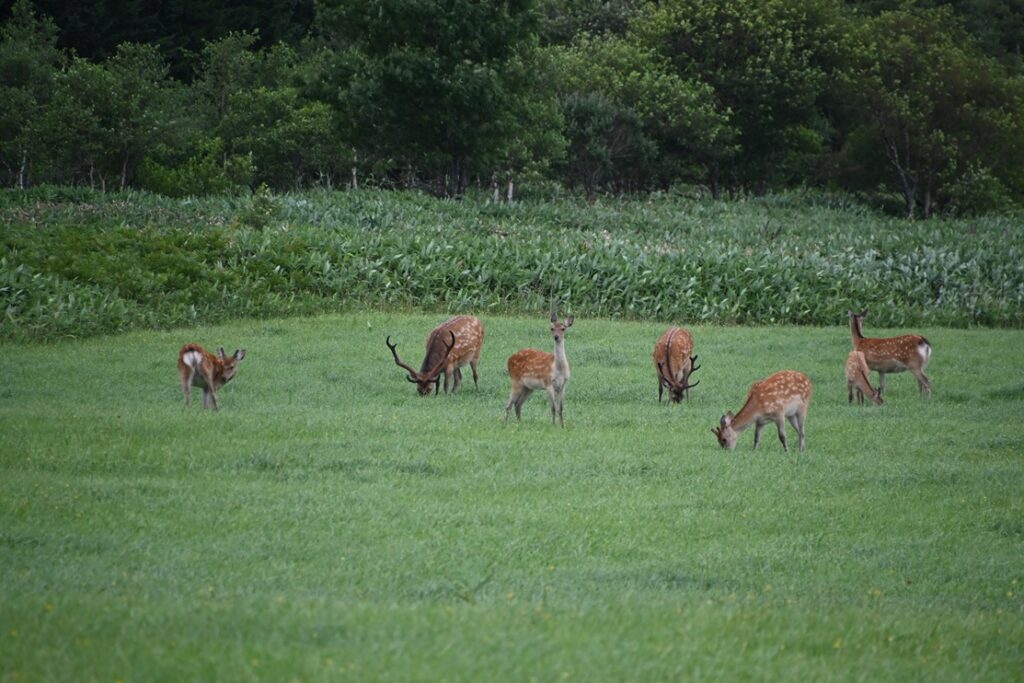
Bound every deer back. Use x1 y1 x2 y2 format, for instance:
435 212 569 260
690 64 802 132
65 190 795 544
653 327 694 378
849 309 930 370
422 316 484 371
507 348 555 384
737 371 812 424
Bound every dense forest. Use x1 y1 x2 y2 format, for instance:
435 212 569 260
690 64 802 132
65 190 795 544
1 0 1023 217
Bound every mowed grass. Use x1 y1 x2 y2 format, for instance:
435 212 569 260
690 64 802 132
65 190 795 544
1 312 1022 681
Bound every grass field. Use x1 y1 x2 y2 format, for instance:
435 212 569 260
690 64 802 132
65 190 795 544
2 312 1023 680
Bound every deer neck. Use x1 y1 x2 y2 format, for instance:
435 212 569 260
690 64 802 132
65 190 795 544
553 337 570 378
729 397 761 433
850 316 864 345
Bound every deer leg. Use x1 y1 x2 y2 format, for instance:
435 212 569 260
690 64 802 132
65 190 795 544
848 381 853 405
182 368 195 408
546 386 558 426
556 389 565 428
454 367 464 393
470 359 479 389
504 390 519 423
658 378 664 403
788 414 806 452
775 416 789 452
753 422 766 450
912 368 931 397
877 371 886 396
515 390 531 421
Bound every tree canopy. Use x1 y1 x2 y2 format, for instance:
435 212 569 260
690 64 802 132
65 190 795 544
1 0 1023 215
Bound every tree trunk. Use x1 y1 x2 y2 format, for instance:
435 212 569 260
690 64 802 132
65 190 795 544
351 165 358 190
121 151 129 190
18 148 27 189
506 178 514 202
491 171 499 202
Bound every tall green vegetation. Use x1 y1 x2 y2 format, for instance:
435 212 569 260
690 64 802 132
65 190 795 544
2 188 1021 341
1 0 1023 215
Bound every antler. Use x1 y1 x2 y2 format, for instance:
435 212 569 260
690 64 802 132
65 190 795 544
386 335 421 382
681 354 701 390
423 331 456 380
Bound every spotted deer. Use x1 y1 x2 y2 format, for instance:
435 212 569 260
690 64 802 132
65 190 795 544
846 350 883 406
387 315 484 395
653 327 700 403
848 309 932 397
711 370 812 452
178 343 246 410
504 313 574 427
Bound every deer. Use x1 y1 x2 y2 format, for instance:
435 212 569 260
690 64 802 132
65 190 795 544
653 327 700 403
386 315 484 396
848 309 932 397
711 370 812 452
178 343 246 410
846 350 883 406
504 313 575 427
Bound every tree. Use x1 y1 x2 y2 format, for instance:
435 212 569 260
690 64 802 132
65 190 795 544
316 0 544 196
844 7 1024 216
635 0 844 192
0 0 62 187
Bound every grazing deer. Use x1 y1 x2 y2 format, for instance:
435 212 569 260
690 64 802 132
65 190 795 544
653 327 700 402
387 315 484 395
846 350 883 406
848 309 932 397
504 313 575 427
711 370 812 452
178 343 246 410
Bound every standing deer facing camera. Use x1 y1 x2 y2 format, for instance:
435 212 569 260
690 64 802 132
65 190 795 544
178 343 246 410
712 370 812 452
387 315 484 395
505 313 574 426
653 327 700 402
846 350 883 406
848 309 932 397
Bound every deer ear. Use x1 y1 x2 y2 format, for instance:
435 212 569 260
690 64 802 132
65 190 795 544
550 311 558 323
217 347 227 359
234 349 246 361
564 316 574 327
711 427 720 437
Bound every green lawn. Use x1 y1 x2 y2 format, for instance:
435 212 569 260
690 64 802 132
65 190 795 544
2 312 1022 680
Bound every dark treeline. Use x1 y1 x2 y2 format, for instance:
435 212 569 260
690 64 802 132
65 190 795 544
1 0 1023 217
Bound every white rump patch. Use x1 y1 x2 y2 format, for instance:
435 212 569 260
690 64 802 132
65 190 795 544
918 342 932 364
184 350 204 369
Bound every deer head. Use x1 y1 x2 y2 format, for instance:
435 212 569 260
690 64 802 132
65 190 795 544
550 312 574 342
386 332 455 396
216 347 246 384
658 352 700 403
711 412 739 450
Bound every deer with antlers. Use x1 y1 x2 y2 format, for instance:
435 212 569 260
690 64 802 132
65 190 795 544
712 370 812 452
178 343 246 410
386 315 484 396
653 327 700 403
504 313 574 427
846 350 883 406
848 309 932 397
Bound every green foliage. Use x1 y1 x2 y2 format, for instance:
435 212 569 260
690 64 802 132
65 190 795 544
137 138 254 197
1 315 1023 679
1 189 1021 342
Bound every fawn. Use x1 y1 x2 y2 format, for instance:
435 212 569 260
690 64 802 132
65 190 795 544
178 343 246 410
846 350 883 406
653 327 700 402
504 313 574 427
848 309 932 397
387 315 484 395
712 370 812 452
